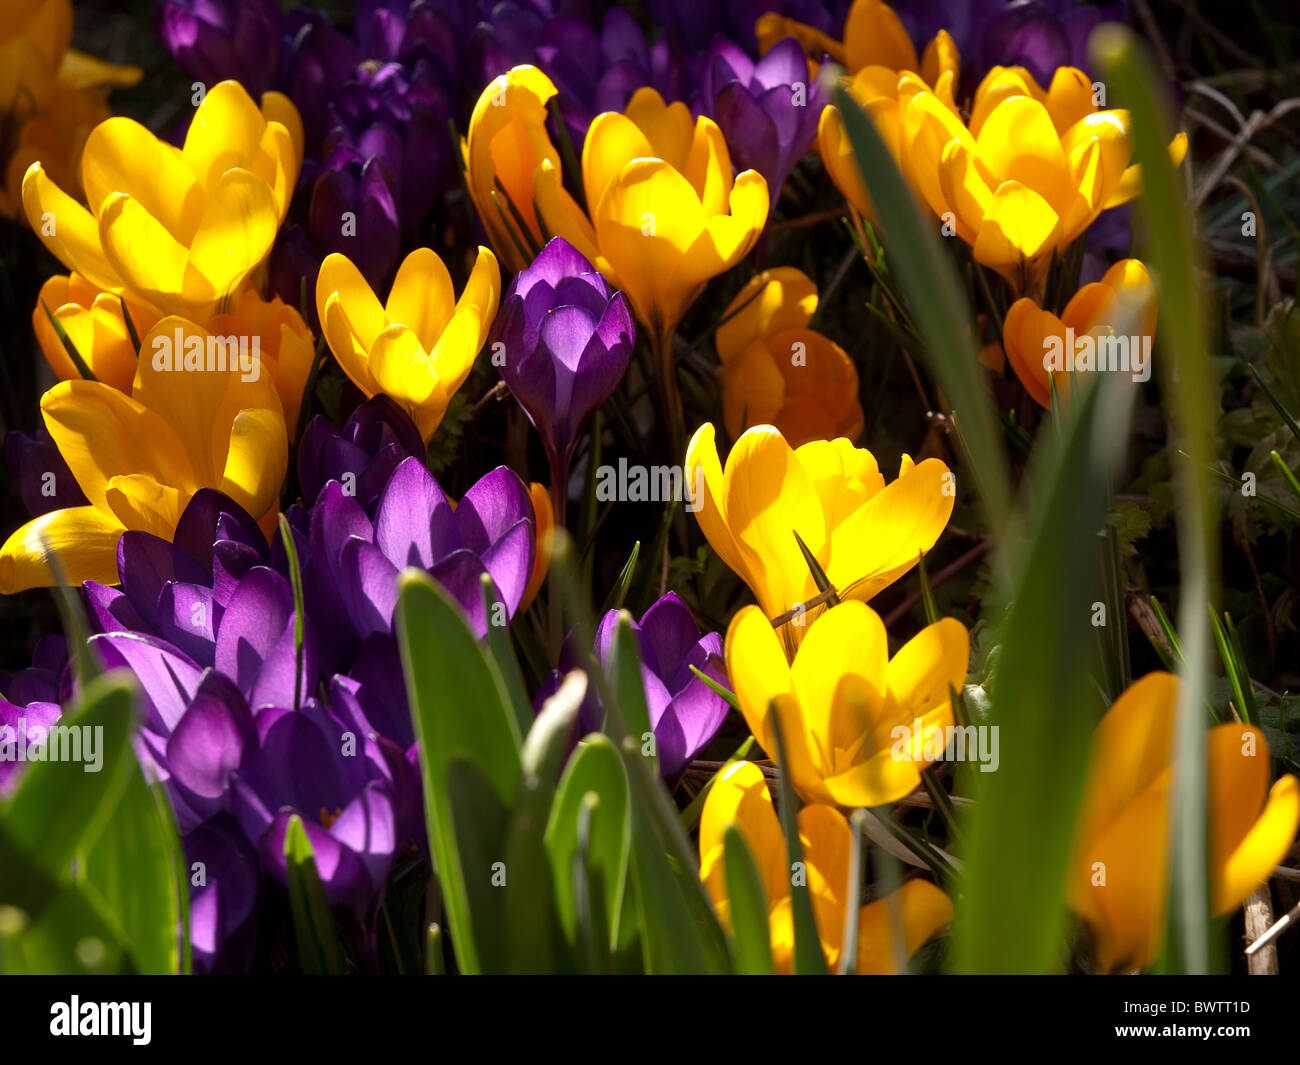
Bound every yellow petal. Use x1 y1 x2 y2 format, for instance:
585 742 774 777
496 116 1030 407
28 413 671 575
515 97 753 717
699 760 787 918
716 268 818 363
625 87 695 172
856 879 952 974
843 0 918 74
385 247 455 350
317 252 386 351
183 167 279 309
41 378 191 508
684 422 751 588
724 605 796 754
321 291 381 397
103 472 187 539
823 456 954 602
971 180 1062 285
181 79 271 192
0 506 125 593
80 116 202 237
220 406 288 520
881 616 969 728
97 190 190 314
797 802 854 967
22 162 122 294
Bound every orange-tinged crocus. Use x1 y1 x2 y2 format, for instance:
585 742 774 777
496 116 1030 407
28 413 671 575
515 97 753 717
725 600 969 806
33 272 160 393
22 78 302 319
1071 672 1300 973
758 0 951 80
699 759 953 973
461 65 561 273
896 64 1187 290
0 316 288 592
0 0 142 218
1002 258 1157 408
685 422 954 626
35 276 315 438
716 267 864 447
534 85 769 359
519 481 553 611
316 246 501 442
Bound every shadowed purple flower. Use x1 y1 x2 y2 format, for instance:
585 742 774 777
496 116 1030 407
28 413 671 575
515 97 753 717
537 592 730 786
297 395 424 512
4 426 89 517
698 35 823 212
156 0 285 98
490 238 634 508
0 693 62 796
308 457 535 641
232 698 400 916
184 813 262 974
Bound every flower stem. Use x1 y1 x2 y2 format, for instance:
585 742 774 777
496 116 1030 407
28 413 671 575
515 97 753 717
652 322 686 465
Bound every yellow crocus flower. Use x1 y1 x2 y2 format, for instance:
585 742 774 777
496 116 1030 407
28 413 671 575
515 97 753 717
315 246 501 443
715 267 864 447
533 84 769 357
22 79 302 319
460 65 561 273
685 422 954 625
725 600 969 806
699 759 953 973
897 65 1187 290
33 272 159 394
0 0 142 218
33 276 313 436
1071 671 1300 973
1002 258 1157 408
0 316 288 592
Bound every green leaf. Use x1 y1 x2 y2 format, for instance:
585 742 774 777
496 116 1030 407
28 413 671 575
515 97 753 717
397 569 523 974
597 541 640 617
836 810 867 975
955 373 1134 973
277 514 307 710
571 794 610 973
833 82 1014 551
721 825 774 975
283 815 348 975
606 613 656 775
768 706 829 975
482 573 534 739
39 298 97 382
544 734 633 958
1096 25 1216 975
1 673 137 903
79 766 188 974
445 757 513 973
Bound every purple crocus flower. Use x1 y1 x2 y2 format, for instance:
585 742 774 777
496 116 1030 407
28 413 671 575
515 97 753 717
490 238 634 517
232 698 400 917
184 813 262 975
4 426 89 517
297 396 424 513
156 0 285 98
698 34 823 213
1 636 71 795
0 693 63 796
538 592 730 786
309 457 535 641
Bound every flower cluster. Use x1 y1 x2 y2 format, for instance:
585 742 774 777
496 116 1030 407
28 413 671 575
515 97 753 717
0 0 1295 982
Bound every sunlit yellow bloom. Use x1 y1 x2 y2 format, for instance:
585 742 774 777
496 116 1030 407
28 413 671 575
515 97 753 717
896 65 1187 289
716 268 863 447
535 85 769 353
1002 258 1157 408
818 61 958 221
1071 672 1300 973
685 422 954 624
0 0 141 218
33 272 159 393
461 65 561 273
0 317 288 592
316 246 501 442
23 79 302 319
208 289 315 437
699 760 953 972
759 0 953 80
35 276 315 438
520 481 552 611
726 600 968 806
